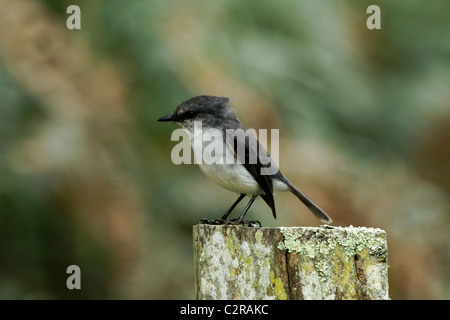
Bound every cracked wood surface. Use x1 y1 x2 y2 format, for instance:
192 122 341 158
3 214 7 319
193 224 389 300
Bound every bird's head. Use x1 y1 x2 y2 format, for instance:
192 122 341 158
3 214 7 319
158 95 238 130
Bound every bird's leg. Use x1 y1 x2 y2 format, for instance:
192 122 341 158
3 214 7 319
221 194 246 220
199 194 245 225
229 195 261 227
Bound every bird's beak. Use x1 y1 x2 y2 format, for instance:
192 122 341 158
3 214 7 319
157 114 176 122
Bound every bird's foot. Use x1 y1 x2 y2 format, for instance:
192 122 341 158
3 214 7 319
199 218 228 225
229 218 262 228
199 218 262 228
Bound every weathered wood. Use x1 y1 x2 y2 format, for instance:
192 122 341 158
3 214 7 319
193 224 388 300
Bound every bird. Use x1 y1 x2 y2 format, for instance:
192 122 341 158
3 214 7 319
158 95 332 226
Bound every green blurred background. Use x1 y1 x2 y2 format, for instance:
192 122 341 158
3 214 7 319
0 0 449 299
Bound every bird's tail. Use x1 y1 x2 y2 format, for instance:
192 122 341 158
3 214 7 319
280 177 333 224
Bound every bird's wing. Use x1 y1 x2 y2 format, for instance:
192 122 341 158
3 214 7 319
224 124 277 219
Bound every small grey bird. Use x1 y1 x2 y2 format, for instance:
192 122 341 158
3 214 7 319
158 95 332 226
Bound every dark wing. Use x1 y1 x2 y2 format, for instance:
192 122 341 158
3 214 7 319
225 123 277 219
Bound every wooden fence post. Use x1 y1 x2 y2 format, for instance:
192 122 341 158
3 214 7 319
193 224 388 300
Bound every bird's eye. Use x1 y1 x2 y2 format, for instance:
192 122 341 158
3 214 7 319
187 111 196 118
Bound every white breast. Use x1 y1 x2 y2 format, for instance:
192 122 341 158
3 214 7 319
190 127 260 195
198 161 261 195
189 126 289 195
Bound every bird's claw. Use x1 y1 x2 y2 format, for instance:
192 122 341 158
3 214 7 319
199 218 227 225
199 218 262 228
229 219 262 228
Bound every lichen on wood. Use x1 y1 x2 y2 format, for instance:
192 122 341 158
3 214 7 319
278 226 388 299
193 225 289 300
193 224 388 300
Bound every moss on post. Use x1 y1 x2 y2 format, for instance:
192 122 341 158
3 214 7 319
193 224 388 300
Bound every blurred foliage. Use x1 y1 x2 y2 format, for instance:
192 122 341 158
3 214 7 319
0 0 449 299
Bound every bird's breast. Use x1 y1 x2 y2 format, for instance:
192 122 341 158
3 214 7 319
189 128 260 195
198 161 261 195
